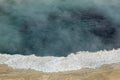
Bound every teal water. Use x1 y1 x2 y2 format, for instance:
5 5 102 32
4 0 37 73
0 0 120 56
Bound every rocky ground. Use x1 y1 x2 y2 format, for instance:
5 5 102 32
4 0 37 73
0 63 120 80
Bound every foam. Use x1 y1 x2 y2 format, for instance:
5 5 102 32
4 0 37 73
0 49 120 72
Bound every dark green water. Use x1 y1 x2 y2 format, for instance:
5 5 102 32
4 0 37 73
0 0 120 56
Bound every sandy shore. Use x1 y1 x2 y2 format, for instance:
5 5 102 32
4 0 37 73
0 63 120 80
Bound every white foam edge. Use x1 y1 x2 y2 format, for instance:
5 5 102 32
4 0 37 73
0 49 120 72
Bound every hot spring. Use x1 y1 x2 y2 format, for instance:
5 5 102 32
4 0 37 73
0 0 120 72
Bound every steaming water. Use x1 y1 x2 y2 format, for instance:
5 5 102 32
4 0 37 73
0 0 120 72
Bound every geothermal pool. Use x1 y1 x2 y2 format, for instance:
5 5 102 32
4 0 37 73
0 0 120 56
0 0 120 72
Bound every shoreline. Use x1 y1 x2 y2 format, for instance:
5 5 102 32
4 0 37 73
0 48 120 72
0 62 120 80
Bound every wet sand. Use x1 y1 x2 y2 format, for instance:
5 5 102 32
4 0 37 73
0 63 120 80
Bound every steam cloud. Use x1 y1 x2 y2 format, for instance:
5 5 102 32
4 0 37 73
0 0 120 56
